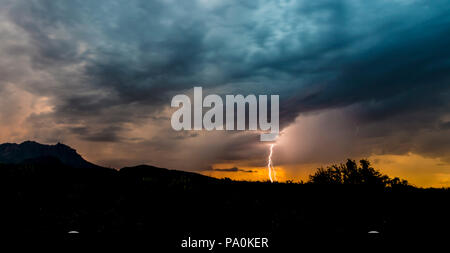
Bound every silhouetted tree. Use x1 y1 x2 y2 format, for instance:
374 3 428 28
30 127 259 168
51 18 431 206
308 159 409 188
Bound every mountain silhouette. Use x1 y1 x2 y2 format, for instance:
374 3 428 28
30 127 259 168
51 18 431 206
0 141 218 184
0 141 99 169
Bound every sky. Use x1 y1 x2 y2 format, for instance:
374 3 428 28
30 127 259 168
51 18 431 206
1 0 450 187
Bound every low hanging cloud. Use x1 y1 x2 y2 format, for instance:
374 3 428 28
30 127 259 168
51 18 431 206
205 167 256 173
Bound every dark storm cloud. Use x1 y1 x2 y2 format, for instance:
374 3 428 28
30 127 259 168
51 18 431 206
205 166 256 173
1 0 450 168
70 126 124 142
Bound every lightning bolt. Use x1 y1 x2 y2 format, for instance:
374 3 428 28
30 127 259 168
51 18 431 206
267 143 277 182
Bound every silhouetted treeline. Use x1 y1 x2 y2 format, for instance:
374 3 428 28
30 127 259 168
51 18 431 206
308 159 411 189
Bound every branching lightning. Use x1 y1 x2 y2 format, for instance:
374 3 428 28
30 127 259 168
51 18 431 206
267 144 277 182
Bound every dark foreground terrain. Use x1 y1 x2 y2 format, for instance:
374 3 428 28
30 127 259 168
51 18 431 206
0 142 449 250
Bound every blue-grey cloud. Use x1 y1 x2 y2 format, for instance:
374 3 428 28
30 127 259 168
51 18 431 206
1 0 450 169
